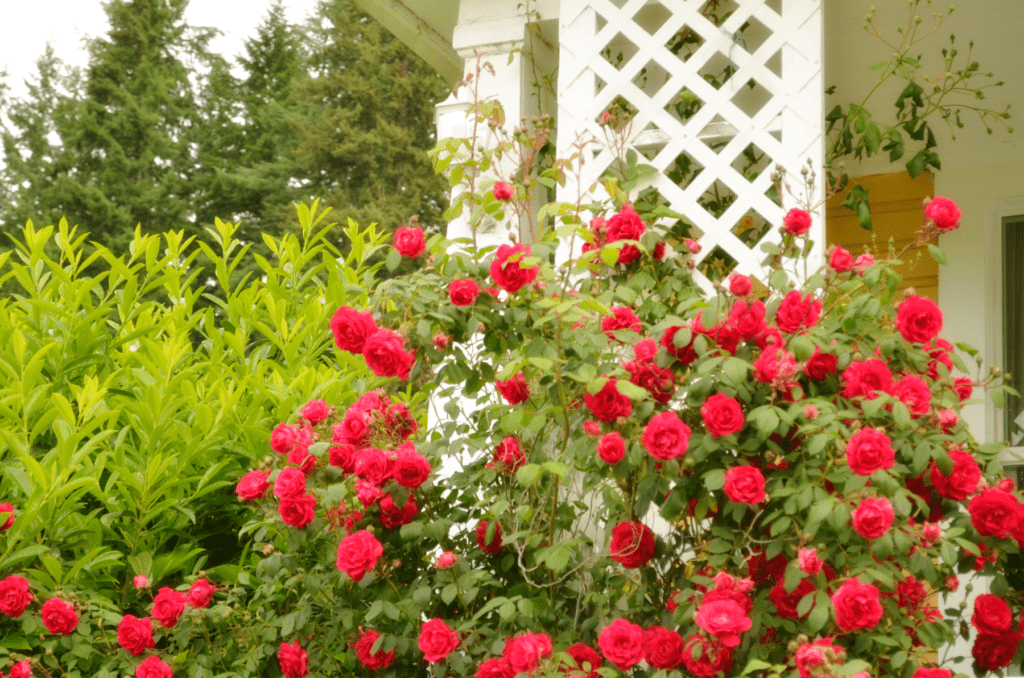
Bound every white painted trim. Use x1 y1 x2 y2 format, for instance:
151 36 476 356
984 195 1024 445
352 0 464 83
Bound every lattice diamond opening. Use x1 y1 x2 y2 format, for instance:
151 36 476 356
558 0 825 287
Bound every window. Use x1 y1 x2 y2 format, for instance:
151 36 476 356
1003 215 1024 445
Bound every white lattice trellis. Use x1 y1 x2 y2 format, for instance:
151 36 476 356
558 0 824 289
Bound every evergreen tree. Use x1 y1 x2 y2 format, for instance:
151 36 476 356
295 0 450 236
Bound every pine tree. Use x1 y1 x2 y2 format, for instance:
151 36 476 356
295 0 451 236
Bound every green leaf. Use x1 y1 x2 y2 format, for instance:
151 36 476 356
927 244 947 265
704 469 726 491
515 464 542 487
906 150 927 178
385 248 401 272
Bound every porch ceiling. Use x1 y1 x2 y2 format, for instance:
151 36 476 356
353 0 463 83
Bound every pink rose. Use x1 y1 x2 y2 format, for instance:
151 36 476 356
278 640 309 678
363 329 414 380
436 551 457 569
300 398 332 424
330 306 378 354
828 245 855 272
133 574 149 589
782 208 813 235
490 244 538 294
336 530 384 582
695 598 752 647
925 196 961 231
795 639 842 678
701 394 744 438
798 548 823 575
236 470 270 501
449 279 480 306
850 496 894 539
598 619 645 671
419 618 460 663
845 428 895 476
831 578 882 631
493 181 514 201
895 295 943 344
394 226 425 258
597 432 625 464
642 411 691 460
724 467 766 504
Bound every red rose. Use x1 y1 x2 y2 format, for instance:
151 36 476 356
8 660 30 678
493 181 514 201
355 448 393 486
356 480 384 507
841 358 893 399
329 442 358 473
337 530 383 581
727 300 767 340
929 449 980 500
330 306 378 354
954 376 974 401
502 631 552 674
363 329 414 380
695 598 751 647
728 274 752 296
831 578 883 630
0 503 14 531
775 291 821 333
644 626 685 669
270 423 298 455
724 466 766 504
682 635 733 678
379 493 418 529
845 428 895 476
476 658 514 678
236 470 270 501
804 348 838 380
972 594 1013 635
889 375 932 416
783 208 812 235
476 521 503 555
625 359 676 404
914 669 952 678
829 245 855 272
300 398 332 424
701 394 744 438
753 345 797 386
0 576 32 617
605 205 646 264
491 437 526 473
795 639 842 678
449 279 480 306
117 615 155 655
490 244 538 293
394 226 425 258
895 295 943 345
968 488 1020 537
354 629 395 669
136 656 172 678
188 578 216 609
851 497 894 539
972 632 1021 670
584 378 632 422
633 338 658 362
279 493 316 529
496 373 530 405
274 467 307 499
769 578 816 619
393 446 431 488
598 432 625 464
278 640 309 678
609 521 655 568
151 587 187 628
41 598 78 635
601 306 642 340
566 643 603 678
598 619 645 671
925 196 961 231
642 411 691 460
419 618 460 662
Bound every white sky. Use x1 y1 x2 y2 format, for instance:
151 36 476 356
1 0 322 100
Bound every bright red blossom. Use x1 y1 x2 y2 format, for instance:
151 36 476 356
278 640 309 678
419 618 460 663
